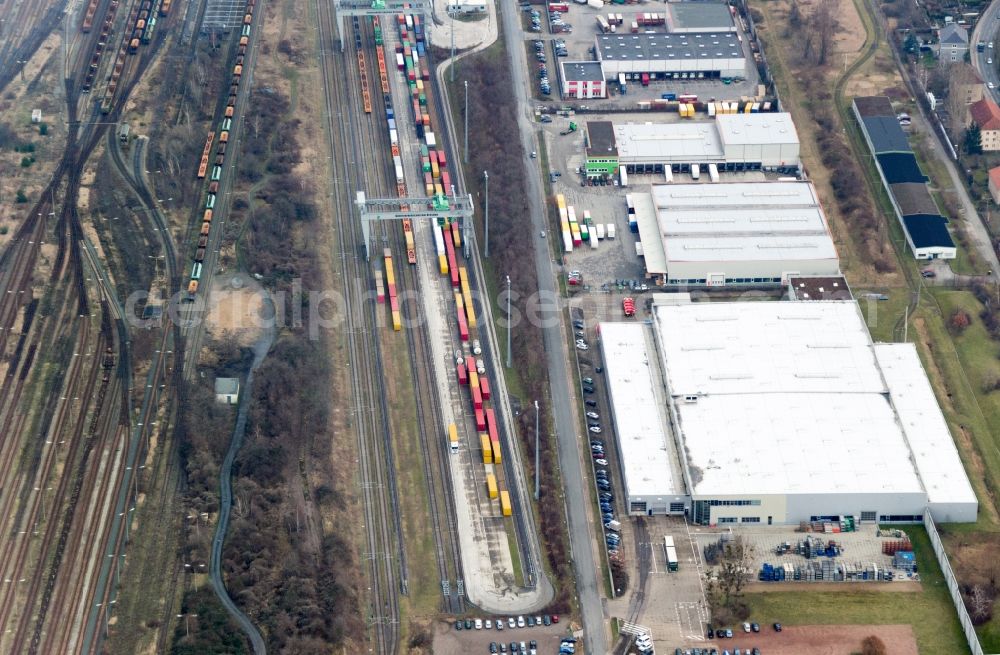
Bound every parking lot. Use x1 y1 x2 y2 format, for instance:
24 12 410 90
431 615 577 655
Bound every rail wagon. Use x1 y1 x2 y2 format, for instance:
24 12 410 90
191 263 203 280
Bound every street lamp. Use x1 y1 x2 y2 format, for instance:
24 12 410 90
505 275 512 368
177 613 199 638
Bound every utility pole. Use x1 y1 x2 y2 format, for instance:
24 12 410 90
484 171 489 257
506 275 512 368
534 400 540 500
450 14 455 82
464 81 469 164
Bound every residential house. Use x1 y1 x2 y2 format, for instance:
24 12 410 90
937 23 969 64
969 97 1000 151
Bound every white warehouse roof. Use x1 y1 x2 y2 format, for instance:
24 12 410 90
663 235 839 265
874 343 978 522
651 300 976 516
613 122 723 162
599 322 684 499
637 181 840 283
716 113 799 148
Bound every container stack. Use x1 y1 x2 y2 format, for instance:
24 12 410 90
557 194 573 253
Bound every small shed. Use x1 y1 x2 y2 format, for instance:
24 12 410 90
215 377 240 405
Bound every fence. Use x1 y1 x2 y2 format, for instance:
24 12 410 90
924 510 986 655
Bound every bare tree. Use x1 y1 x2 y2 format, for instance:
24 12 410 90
709 535 756 606
968 584 995 624
812 1 838 66
946 64 982 140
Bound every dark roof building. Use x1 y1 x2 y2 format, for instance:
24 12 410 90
665 1 735 32
889 182 940 217
562 61 605 82
902 214 954 250
853 96 895 119
787 275 852 301
586 121 618 158
860 116 911 154
876 153 927 184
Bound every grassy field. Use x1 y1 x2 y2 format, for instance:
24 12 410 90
745 528 966 654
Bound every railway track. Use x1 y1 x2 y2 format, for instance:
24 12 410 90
358 26 466 614
317 5 405 653
0 1 173 650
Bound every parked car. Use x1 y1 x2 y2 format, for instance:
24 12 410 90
595 458 608 466
773 623 782 632
585 400 598 407
465 619 473 629
576 342 588 350
582 385 595 394
751 622 759 632
587 412 600 420
589 426 603 434
476 618 483 629
742 623 751 633
517 615 526 628
490 643 498 654
508 617 516 628
456 620 463 630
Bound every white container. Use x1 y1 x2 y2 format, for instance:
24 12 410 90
595 224 605 240
708 163 719 183
606 224 616 239
426 131 436 147
690 163 700 180
587 0 603 8
562 230 574 253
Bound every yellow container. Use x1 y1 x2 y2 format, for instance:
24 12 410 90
439 254 448 275
480 433 493 464
391 310 402 332
491 438 502 464
500 490 512 516
486 473 498 499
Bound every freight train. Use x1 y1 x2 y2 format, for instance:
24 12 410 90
185 0 256 300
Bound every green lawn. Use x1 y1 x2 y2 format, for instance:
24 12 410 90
855 287 911 343
745 528 967 654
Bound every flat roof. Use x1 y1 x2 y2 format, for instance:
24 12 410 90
787 275 852 301
664 235 840 264
633 192 667 274
716 113 799 147
853 96 896 118
562 60 604 82
600 322 684 498
860 116 912 154
613 121 722 161
596 32 743 62
876 153 927 184
652 301 927 497
902 214 955 249
666 2 735 31
652 180 819 210
586 121 619 158
890 182 940 217
874 343 978 511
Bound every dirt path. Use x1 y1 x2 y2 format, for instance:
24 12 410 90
722 624 917 655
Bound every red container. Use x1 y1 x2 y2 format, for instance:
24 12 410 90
466 355 475 373
425 171 433 186
389 294 400 312
486 408 498 443
472 385 483 410
422 63 430 81
441 171 451 193
457 307 469 341
438 150 447 168
444 229 459 287
457 362 468 385
475 407 486 431
413 99 421 123
480 376 491 400
429 150 438 165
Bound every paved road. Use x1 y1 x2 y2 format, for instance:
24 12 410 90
971 1 1000 101
496 3 608 654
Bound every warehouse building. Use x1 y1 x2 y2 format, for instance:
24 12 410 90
853 96 956 259
585 113 800 176
632 180 839 285
665 1 735 33
599 322 687 516
595 32 746 80
600 298 978 525
560 61 607 99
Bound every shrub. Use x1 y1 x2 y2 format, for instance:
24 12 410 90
949 309 972 334
15 189 27 203
861 635 888 655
